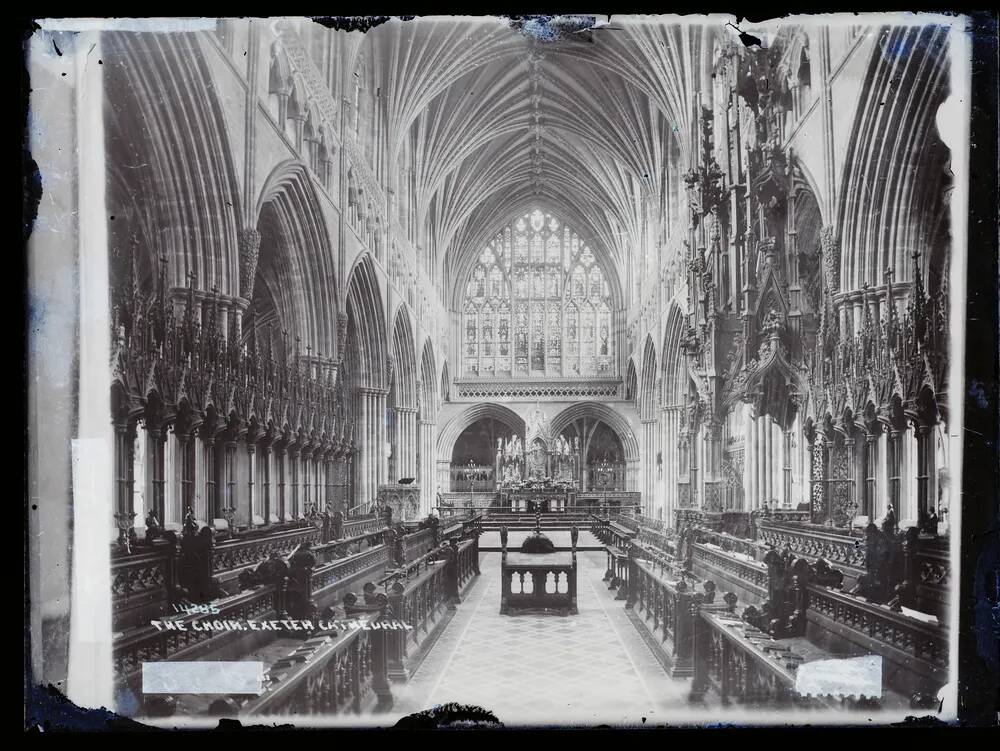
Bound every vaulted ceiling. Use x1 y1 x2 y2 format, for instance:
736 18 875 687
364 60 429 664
347 16 719 304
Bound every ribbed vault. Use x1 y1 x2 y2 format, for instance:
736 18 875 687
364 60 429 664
349 16 719 308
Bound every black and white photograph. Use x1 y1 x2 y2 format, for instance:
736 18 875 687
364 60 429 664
23 13 999 730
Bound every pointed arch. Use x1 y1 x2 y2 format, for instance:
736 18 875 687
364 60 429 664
639 334 659 419
661 304 688 408
346 254 387 389
436 403 526 462
252 161 337 357
390 305 417 409
104 31 241 296
419 338 438 418
837 24 951 292
550 402 640 462
440 360 451 405
625 357 638 402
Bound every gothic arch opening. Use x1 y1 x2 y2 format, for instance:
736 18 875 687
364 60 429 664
250 162 336 359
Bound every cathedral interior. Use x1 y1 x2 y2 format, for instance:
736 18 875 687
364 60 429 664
26 15 966 726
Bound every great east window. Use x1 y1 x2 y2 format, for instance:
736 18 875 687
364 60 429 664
462 209 616 378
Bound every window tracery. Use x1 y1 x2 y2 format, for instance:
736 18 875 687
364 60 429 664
461 209 615 377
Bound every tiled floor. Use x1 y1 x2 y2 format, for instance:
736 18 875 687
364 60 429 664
388 551 689 727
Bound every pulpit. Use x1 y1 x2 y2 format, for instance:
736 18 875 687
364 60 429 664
377 483 421 523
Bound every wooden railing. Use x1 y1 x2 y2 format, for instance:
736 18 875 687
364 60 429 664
610 513 639 533
756 521 866 574
690 541 770 601
631 512 670 532
913 535 949 618
635 526 678 558
312 528 390 566
630 537 685 580
116 530 398 688
590 514 636 599
763 509 812 525
607 515 951 707
680 535 948 705
112 519 328 631
589 514 638 547
210 524 323 577
500 549 578 616
683 525 768 561
112 541 177 632
401 527 436 564
310 545 392 607
379 534 477 682
754 520 949 619
114 585 281 686
384 557 451 681
113 507 489 713
629 559 709 677
244 520 483 711
342 514 382 539
806 585 948 680
242 610 392 717
689 608 818 708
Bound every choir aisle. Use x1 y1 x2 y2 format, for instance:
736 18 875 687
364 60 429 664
388 552 687 726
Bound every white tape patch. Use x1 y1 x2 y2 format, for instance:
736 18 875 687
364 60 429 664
142 662 265 695
794 655 882 699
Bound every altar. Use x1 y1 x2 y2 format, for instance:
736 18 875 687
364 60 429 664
500 485 576 513
494 405 580 511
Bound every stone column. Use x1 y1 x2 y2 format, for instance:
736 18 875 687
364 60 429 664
275 444 288 521
747 412 758 509
419 418 436 514
766 418 774 503
261 443 272 522
660 406 671 519
247 442 257 524
437 458 451 494
398 407 417 479
862 432 875 518
642 418 657 516
375 390 388 488
224 439 238 525
357 390 370 511
914 423 932 527
757 418 766 505
843 433 856 522
113 423 136 520
288 443 301 519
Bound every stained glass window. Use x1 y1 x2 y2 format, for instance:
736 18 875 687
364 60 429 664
461 208 616 377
